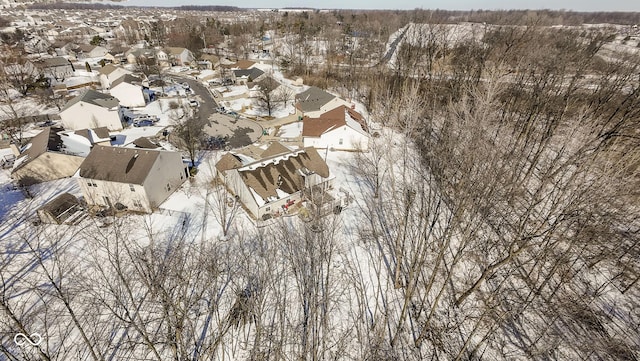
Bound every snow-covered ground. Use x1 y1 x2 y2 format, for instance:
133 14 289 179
277 122 302 138
111 125 165 146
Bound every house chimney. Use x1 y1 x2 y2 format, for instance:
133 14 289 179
9 144 20 157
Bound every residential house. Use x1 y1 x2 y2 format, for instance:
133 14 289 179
77 146 189 213
302 105 370 151
11 127 86 186
75 44 108 59
35 57 75 81
98 64 132 90
59 89 122 131
125 48 157 65
225 59 255 70
165 47 195 66
233 67 265 85
57 127 112 156
295 86 352 118
216 142 333 219
104 46 128 65
109 74 146 107
53 41 75 57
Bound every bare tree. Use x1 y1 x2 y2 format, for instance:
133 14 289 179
253 76 280 117
170 104 207 172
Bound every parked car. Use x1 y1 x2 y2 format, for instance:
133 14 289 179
133 119 155 127
189 100 199 107
181 82 190 89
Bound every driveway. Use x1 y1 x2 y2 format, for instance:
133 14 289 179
168 74 263 149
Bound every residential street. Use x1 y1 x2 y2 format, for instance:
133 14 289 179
168 74 263 148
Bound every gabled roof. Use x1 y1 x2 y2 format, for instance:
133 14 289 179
216 153 243 173
37 56 72 68
295 86 337 113
79 145 160 185
132 137 159 149
233 67 264 80
217 143 330 204
111 74 143 88
260 141 291 158
76 44 97 53
165 47 189 56
60 89 120 112
127 48 157 58
74 127 111 144
233 59 255 69
98 63 119 75
12 127 63 172
302 105 368 137
223 59 255 70
238 146 329 203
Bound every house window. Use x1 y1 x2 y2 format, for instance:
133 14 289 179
87 180 97 187
339 138 344 145
166 183 171 191
129 184 135 192
265 207 270 212
133 200 142 208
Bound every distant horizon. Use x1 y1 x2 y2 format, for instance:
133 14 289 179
118 0 640 12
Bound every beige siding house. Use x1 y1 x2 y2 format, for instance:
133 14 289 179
59 89 122 131
11 127 85 186
78 146 189 213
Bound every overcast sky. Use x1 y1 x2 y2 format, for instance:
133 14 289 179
121 0 640 11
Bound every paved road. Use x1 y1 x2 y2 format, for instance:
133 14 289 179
168 74 263 149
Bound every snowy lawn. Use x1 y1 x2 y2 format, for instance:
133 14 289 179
277 122 303 138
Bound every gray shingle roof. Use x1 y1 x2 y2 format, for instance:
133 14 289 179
79 145 160 185
60 89 120 112
233 68 264 80
38 57 72 68
110 74 142 88
12 127 64 172
98 63 118 75
295 86 336 113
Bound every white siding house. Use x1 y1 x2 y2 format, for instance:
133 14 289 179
59 89 122 131
295 86 352 118
78 146 189 213
165 47 195 66
216 142 333 220
109 74 146 107
98 64 132 90
302 105 370 151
